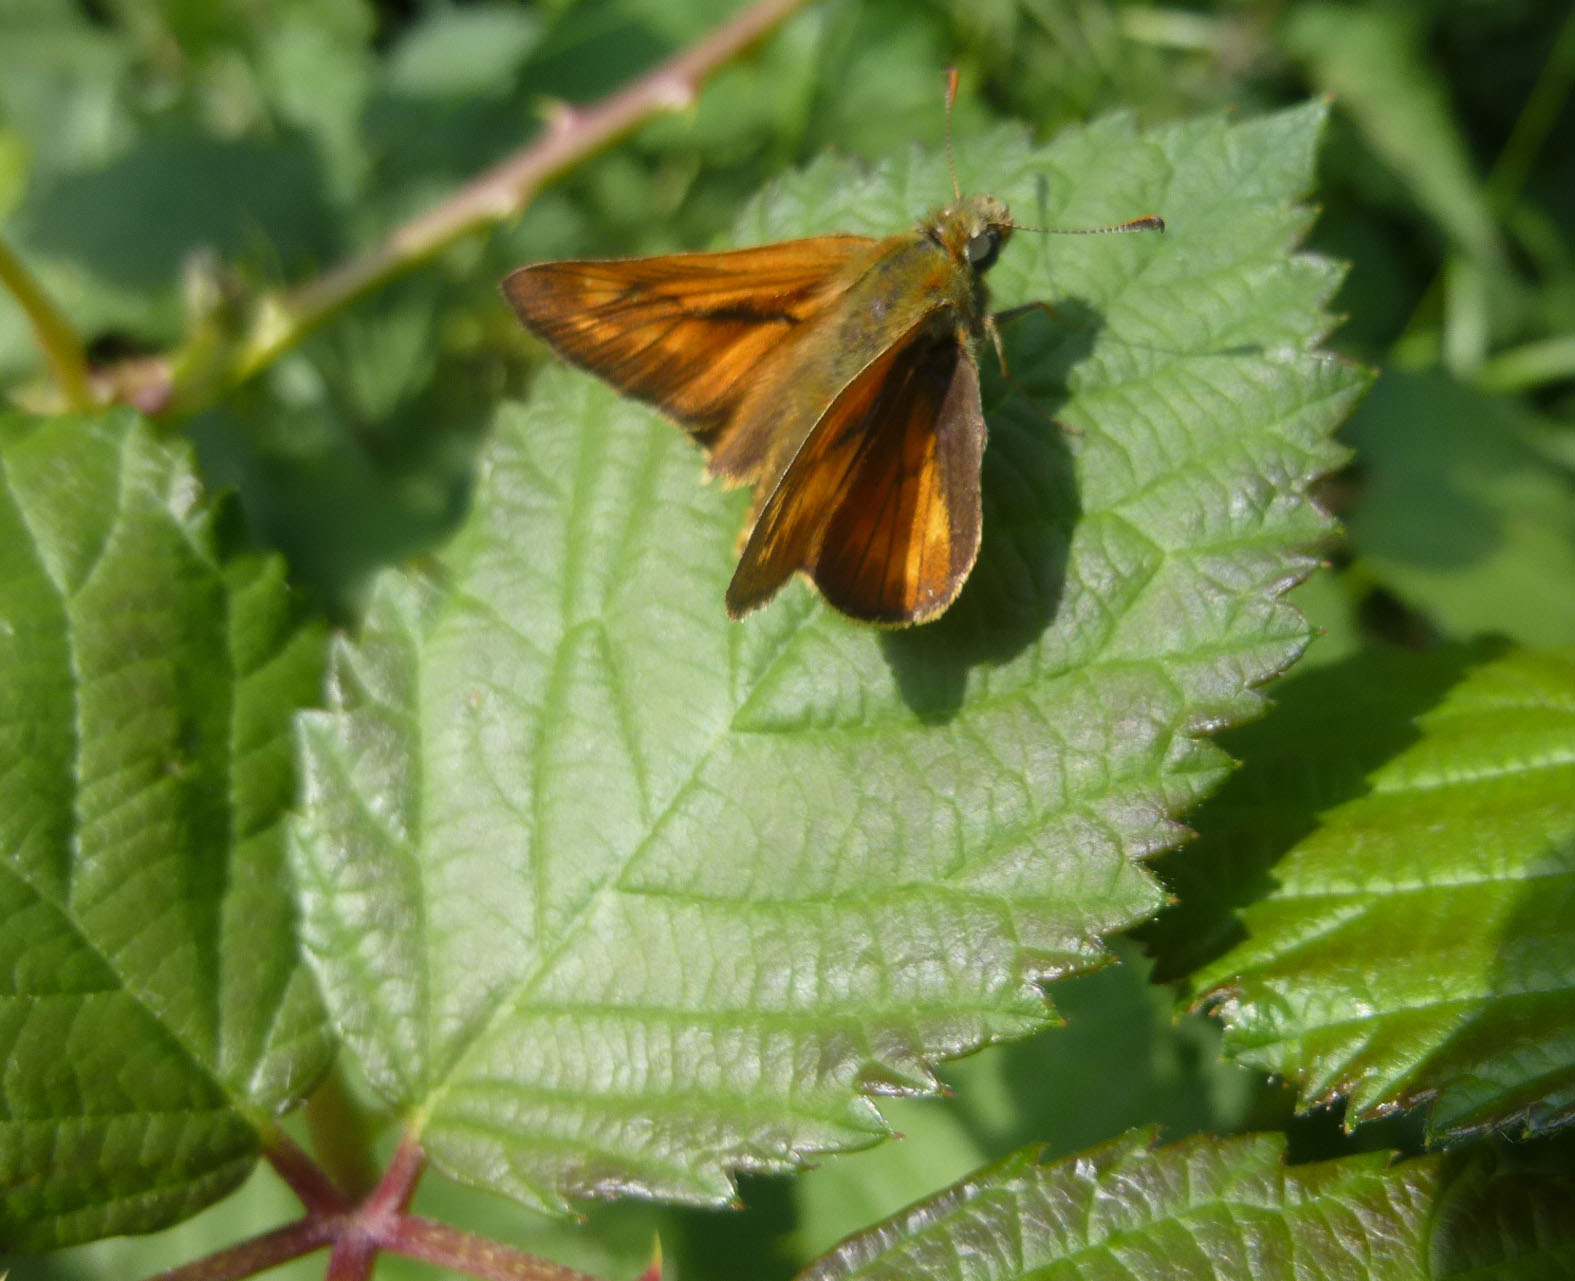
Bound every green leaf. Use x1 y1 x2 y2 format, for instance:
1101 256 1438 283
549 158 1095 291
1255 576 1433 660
1344 372 1575 648
383 4 543 100
1139 645 1479 983
292 104 1362 1212
256 5 377 208
1190 645 1575 1139
12 129 339 345
1284 2 1499 264
799 1131 1575 1281
794 940 1262 1255
0 4 132 182
0 410 330 1250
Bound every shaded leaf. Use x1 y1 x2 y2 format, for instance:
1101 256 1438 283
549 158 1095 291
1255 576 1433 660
1344 372 1575 647
1139 644 1487 982
799 1130 1575 1281
1192 646 1575 1139
1284 2 1498 264
0 410 330 1250
794 940 1262 1254
383 4 543 100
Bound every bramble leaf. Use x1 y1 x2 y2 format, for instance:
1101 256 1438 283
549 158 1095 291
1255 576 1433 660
1190 645 1575 1139
799 1130 1575 1281
0 411 329 1250
293 104 1363 1210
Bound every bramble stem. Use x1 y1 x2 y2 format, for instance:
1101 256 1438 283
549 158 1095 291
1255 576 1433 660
144 1216 336 1281
386 1215 619 1281
140 1128 628 1281
154 0 812 415
261 1122 350 1215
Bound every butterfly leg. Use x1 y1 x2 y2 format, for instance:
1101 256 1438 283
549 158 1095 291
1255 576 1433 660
982 312 1010 375
995 299 1086 334
983 307 1082 436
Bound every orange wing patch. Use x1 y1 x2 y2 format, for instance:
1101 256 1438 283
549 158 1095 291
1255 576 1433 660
726 326 986 624
503 238 874 449
814 345 984 623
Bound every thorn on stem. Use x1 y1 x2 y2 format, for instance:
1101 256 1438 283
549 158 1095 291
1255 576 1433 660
652 77 698 112
541 99 581 137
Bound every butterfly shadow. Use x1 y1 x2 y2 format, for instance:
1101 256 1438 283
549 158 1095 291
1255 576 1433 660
882 298 1104 722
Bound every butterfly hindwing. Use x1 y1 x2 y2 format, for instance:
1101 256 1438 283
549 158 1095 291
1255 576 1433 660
813 340 984 623
725 322 985 625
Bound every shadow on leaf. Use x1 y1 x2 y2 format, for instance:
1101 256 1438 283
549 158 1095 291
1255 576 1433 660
1137 641 1505 982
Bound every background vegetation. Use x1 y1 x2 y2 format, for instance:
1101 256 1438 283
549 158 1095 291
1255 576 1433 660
1 1 1571 1279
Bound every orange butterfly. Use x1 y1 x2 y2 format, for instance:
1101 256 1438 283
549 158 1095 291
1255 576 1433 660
505 80 1161 625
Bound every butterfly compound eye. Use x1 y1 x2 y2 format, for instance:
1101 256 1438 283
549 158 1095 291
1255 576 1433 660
965 229 1000 270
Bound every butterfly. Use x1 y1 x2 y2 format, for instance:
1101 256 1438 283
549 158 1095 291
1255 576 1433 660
504 81 1161 626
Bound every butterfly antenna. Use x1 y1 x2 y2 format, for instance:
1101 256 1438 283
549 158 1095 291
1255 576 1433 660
1012 214 1166 235
944 68 962 201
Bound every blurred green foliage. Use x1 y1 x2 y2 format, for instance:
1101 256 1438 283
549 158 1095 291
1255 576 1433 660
4 0 1571 628
2 1 1572 1279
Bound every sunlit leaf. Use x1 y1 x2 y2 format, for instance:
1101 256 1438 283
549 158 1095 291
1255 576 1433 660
293 104 1361 1211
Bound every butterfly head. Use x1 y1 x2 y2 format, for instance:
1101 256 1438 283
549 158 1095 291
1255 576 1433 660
925 194 1014 276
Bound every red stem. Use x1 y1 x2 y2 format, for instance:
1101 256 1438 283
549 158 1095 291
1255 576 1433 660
262 1126 349 1216
144 1216 336 1281
385 1215 616 1281
365 1129 426 1216
325 1236 379 1281
140 1128 624 1281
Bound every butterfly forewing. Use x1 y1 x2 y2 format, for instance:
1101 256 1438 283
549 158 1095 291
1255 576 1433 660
503 238 874 452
